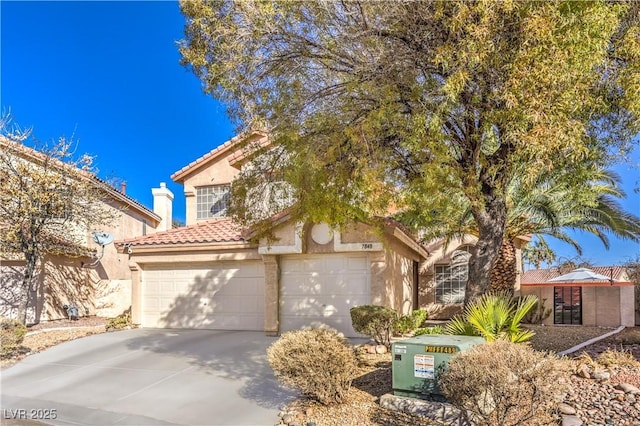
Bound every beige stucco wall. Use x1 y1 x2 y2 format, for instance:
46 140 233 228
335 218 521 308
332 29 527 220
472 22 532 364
0 255 94 323
521 285 634 327
341 223 380 244
182 158 240 226
619 285 635 327
520 286 554 325
88 200 160 317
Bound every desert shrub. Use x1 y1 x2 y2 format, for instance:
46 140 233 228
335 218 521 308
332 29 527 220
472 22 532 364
394 309 428 336
414 325 445 336
267 327 358 405
596 349 640 368
439 340 568 426
445 292 537 343
522 298 552 325
106 309 132 331
0 318 27 358
350 305 397 347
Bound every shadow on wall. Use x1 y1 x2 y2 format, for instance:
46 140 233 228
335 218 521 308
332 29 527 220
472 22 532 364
0 261 37 322
43 256 94 320
157 268 263 330
124 329 297 409
0 256 92 323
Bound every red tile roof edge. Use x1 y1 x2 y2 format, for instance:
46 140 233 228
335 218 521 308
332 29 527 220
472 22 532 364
521 266 629 284
115 217 245 247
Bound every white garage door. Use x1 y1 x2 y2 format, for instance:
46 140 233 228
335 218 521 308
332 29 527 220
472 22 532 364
280 254 371 337
142 261 265 330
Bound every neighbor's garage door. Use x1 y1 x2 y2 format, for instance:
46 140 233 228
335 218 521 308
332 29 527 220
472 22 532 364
142 261 264 330
280 254 371 337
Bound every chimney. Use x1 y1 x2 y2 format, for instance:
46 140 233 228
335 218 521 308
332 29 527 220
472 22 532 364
152 182 173 232
120 182 127 195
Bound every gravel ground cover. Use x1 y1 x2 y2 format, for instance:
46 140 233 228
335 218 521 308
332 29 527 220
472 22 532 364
277 326 640 426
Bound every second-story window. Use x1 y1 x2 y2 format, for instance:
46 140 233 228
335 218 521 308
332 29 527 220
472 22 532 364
196 185 231 219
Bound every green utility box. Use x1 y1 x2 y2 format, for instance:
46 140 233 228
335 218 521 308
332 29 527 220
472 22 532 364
392 334 485 398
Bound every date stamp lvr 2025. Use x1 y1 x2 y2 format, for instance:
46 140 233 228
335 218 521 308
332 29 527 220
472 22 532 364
3 409 58 420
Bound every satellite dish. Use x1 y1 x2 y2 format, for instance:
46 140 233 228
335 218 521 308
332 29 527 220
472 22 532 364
92 231 114 246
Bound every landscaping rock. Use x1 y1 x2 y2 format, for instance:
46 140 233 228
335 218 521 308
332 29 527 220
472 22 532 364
592 370 611 381
562 415 583 426
616 383 640 395
558 402 577 415
375 345 388 354
379 393 467 426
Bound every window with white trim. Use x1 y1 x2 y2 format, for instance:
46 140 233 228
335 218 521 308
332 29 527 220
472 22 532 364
434 246 472 304
196 185 230 219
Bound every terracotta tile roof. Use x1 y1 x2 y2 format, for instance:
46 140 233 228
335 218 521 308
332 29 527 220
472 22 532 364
522 266 629 284
116 218 245 247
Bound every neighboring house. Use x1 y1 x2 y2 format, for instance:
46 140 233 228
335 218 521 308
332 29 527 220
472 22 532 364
0 139 165 323
116 132 428 337
521 266 634 327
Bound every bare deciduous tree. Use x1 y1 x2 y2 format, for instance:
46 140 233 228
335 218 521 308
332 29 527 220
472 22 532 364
0 116 119 324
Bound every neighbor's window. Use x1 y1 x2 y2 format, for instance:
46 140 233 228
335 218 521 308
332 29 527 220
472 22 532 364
434 246 472 304
196 185 230 219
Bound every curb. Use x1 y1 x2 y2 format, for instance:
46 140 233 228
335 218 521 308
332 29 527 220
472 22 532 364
558 326 626 356
25 325 106 337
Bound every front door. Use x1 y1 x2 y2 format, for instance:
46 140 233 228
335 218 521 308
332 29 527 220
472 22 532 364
554 286 582 325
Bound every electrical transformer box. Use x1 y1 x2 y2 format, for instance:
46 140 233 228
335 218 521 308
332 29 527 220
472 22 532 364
392 334 485 398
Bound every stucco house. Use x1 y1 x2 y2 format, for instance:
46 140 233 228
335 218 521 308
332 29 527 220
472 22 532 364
116 132 428 337
0 138 165 323
521 266 635 327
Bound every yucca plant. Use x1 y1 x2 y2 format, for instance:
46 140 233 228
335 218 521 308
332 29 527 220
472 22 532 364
445 292 537 343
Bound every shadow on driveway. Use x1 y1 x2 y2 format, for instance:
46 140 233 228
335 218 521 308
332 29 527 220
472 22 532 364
123 329 297 410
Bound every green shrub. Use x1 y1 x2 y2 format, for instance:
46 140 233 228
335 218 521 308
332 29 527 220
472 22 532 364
106 309 132 331
439 340 568 426
414 325 445 336
445 292 537 343
267 327 357 405
350 305 397 347
394 309 428 336
0 318 27 358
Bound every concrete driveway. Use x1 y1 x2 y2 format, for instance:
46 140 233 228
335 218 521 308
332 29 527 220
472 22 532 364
1 329 297 425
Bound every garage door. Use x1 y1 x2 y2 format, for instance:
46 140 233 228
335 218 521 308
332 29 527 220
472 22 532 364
142 261 265 330
280 254 371 337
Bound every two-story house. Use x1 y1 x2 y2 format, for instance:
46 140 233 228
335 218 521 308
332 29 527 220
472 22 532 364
116 131 428 337
0 138 164 323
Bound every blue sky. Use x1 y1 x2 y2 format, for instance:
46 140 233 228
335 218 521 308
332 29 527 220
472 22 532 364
2 1 638 267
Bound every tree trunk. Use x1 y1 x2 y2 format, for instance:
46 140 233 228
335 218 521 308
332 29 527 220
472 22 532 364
465 198 507 305
17 253 38 325
489 239 518 295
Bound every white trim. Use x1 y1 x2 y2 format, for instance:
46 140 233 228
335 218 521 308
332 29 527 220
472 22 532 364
258 222 303 254
333 230 383 252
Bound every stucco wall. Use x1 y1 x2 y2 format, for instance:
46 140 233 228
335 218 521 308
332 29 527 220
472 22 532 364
522 285 633 327
0 255 93 323
520 286 554 325
384 247 414 315
620 285 635 327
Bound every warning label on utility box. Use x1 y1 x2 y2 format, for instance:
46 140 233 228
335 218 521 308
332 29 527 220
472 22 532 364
414 354 435 379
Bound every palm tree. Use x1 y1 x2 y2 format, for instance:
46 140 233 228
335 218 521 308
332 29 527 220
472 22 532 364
493 168 640 291
397 167 640 297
